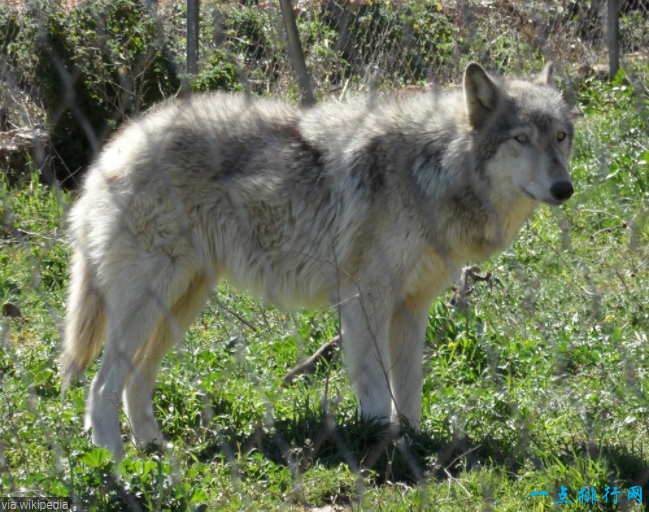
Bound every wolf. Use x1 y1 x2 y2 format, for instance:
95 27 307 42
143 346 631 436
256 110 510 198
62 62 574 459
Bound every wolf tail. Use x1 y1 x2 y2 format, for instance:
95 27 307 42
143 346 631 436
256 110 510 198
61 250 106 391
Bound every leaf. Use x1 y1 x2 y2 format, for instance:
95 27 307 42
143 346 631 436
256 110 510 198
190 488 209 504
80 447 112 469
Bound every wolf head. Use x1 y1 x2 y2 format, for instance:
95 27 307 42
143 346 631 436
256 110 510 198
464 62 574 206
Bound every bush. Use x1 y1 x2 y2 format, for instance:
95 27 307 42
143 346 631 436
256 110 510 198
184 50 241 92
1 0 180 186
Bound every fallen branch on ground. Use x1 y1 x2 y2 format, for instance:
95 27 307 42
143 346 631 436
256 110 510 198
282 335 340 385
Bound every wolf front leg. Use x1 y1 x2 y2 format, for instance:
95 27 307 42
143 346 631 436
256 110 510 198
387 297 432 430
339 291 395 422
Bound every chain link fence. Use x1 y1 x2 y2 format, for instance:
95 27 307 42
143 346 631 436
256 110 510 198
0 0 648 185
1 0 648 182
1 0 649 510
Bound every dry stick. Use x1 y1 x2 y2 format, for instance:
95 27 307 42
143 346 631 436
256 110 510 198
450 265 492 311
213 298 258 333
443 467 472 498
444 443 482 472
282 335 340 385
278 0 314 107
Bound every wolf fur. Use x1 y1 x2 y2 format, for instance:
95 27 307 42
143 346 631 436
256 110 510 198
62 63 574 459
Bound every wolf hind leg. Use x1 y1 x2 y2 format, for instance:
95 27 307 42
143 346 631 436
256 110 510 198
86 254 198 460
124 274 211 449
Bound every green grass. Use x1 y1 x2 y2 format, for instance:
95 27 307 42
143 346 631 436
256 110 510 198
1 73 648 510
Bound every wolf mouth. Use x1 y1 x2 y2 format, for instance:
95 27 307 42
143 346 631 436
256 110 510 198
520 187 539 201
521 187 567 206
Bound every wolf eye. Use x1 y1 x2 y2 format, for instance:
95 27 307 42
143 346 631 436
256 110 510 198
557 131 566 141
514 134 528 144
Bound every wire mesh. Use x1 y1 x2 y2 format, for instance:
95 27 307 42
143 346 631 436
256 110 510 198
0 0 648 510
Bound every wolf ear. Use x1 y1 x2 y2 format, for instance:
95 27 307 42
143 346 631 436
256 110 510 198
464 63 500 129
535 62 556 87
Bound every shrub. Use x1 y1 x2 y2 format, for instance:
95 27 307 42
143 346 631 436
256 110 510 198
1 0 180 186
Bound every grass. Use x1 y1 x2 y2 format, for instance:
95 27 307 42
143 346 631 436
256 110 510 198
1 67 649 512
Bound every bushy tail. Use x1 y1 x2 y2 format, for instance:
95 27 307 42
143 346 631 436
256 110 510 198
61 250 106 391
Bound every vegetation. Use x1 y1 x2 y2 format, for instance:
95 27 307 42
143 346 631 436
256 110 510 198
1 0 179 185
3 0 624 182
1 0 648 510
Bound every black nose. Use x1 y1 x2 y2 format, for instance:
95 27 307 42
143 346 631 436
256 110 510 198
550 181 574 202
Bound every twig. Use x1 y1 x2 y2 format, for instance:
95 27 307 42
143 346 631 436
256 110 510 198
213 299 258 333
445 444 482 471
282 335 340 385
449 265 492 310
444 467 472 498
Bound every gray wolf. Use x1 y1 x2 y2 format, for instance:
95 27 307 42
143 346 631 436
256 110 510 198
62 62 574 459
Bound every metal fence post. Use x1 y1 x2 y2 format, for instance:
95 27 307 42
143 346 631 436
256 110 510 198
187 0 200 75
607 0 620 79
278 0 314 106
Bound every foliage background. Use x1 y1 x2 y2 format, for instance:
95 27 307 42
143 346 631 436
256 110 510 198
0 0 648 510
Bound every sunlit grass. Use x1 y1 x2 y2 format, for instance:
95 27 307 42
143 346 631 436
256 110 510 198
0 69 648 511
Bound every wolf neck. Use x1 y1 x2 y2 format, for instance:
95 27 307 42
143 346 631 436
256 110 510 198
412 137 537 264
451 173 537 261
482 191 536 253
